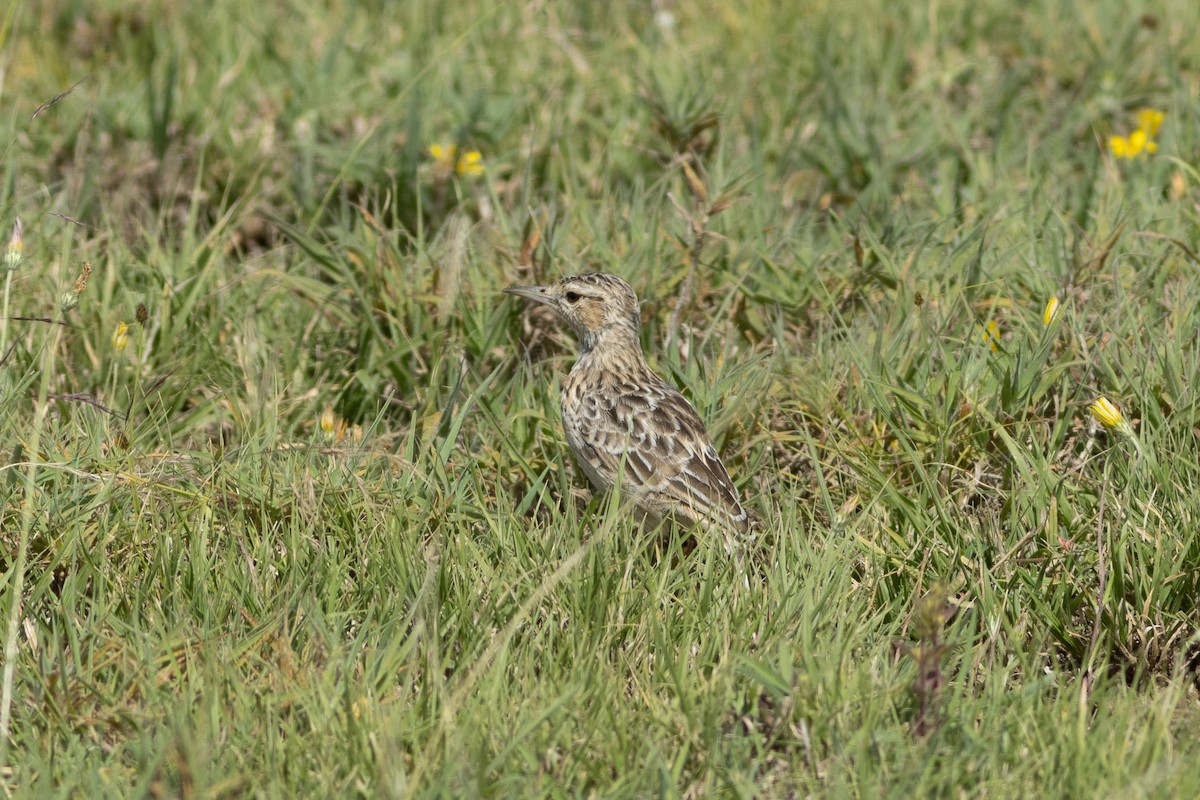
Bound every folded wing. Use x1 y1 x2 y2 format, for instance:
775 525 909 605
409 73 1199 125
568 377 748 534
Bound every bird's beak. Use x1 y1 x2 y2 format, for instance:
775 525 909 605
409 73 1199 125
503 284 556 307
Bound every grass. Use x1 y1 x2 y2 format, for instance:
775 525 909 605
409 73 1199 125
1 0 1199 796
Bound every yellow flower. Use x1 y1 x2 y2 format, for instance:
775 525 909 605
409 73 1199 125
1110 109 1164 160
1042 296 1060 326
456 150 483 176
1111 130 1154 159
318 404 352 442
429 143 455 172
428 143 484 177
1089 396 1124 429
1136 108 1164 137
112 321 129 351
319 403 337 437
4 218 23 272
980 320 1000 352
1129 128 1149 155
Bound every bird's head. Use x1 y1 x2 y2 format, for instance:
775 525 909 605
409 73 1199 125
504 272 641 353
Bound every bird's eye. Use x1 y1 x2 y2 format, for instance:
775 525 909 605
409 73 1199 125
565 291 582 304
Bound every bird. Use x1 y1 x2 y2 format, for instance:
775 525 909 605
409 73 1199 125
504 272 748 547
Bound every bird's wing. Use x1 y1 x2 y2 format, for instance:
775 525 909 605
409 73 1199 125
571 378 747 533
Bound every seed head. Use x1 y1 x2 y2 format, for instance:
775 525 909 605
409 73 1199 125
4 218 23 272
60 262 93 314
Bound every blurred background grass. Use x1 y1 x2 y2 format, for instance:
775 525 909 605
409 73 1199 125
1 0 1199 796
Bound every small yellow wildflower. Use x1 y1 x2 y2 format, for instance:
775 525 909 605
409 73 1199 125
456 149 484 176
429 143 454 171
1089 396 1124 429
1110 108 1164 160
319 403 337 437
4 218 23 272
1088 395 1145 459
112 321 129 351
428 143 484 177
1110 130 1152 158
1132 128 1154 154
1042 296 1060 326
980 320 1001 352
1136 108 1164 138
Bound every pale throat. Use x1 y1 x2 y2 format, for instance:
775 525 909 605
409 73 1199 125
573 324 648 376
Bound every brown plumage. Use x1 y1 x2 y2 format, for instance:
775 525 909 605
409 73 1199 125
505 272 748 542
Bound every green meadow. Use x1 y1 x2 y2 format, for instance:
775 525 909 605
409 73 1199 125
2 0 1199 796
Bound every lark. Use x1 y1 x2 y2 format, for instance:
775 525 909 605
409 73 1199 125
505 273 748 545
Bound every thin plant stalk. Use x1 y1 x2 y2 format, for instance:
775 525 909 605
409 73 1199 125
0 270 12 355
0 314 59 766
